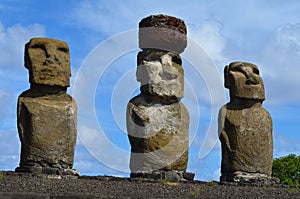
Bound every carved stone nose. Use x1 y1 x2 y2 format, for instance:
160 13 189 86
44 49 60 65
159 70 177 80
246 76 259 85
242 67 259 85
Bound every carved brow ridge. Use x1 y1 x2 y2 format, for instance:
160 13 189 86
231 63 260 75
30 44 69 53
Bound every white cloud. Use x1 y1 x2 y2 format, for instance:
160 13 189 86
0 155 18 171
0 21 45 69
182 20 228 109
0 22 45 131
73 0 143 35
276 24 300 51
212 168 221 181
0 89 14 123
273 130 300 157
72 0 204 35
0 129 20 171
77 125 130 173
189 21 228 66
197 126 221 159
260 23 300 105
188 149 221 181
73 144 129 176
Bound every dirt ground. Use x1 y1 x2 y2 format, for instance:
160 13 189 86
0 172 299 198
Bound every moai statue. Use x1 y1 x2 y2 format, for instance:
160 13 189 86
16 38 78 175
218 62 274 183
127 14 194 181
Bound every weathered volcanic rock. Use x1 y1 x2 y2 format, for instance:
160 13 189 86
127 95 189 172
136 49 184 100
219 62 273 182
224 62 265 100
219 102 273 178
24 38 71 87
139 14 187 53
17 91 77 170
16 38 78 175
127 15 191 179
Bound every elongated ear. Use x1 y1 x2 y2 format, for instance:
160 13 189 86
224 65 230 88
24 42 31 70
224 65 230 74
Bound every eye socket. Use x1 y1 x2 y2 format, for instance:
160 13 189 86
30 44 45 50
230 64 243 72
57 47 69 53
253 67 260 75
172 55 182 65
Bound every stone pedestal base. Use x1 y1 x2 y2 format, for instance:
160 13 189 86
15 166 79 176
220 171 280 185
130 170 194 182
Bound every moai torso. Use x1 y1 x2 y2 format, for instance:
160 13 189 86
16 38 78 175
218 62 273 182
127 15 191 178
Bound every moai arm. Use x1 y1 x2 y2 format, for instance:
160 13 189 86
17 94 32 168
126 99 144 152
17 98 26 146
218 105 231 151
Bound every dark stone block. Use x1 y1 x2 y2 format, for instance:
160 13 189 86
139 14 187 53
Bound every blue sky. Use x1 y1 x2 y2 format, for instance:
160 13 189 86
0 0 299 181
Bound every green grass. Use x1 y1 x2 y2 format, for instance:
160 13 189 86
0 172 5 181
189 190 199 198
159 179 178 186
207 181 217 186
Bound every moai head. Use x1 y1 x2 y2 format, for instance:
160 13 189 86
137 14 187 101
224 62 265 101
24 38 71 88
139 14 187 54
136 50 184 100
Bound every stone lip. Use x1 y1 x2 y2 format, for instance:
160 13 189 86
139 14 187 53
15 166 80 176
220 171 280 186
130 170 195 182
